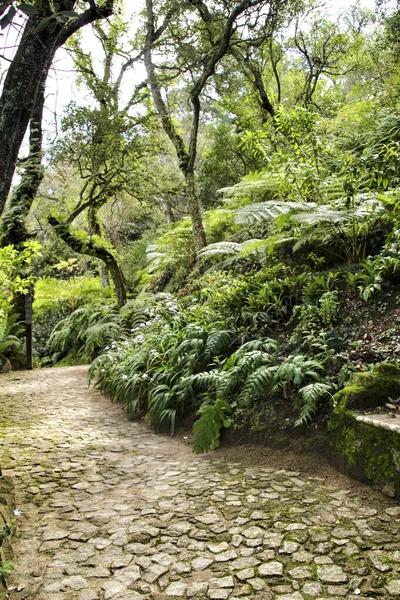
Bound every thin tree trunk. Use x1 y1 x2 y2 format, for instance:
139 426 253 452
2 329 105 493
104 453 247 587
48 215 127 308
184 170 207 252
87 205 111 289
163 198 175 224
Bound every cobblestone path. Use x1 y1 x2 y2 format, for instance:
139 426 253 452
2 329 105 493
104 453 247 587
1 367 400 600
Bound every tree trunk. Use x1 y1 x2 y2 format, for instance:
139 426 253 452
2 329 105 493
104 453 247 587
0 13 57 215
163 198 175 224
184 170 207 253
0 1 115 216
48 215 127 309
99 266 110 288
87 205 110 289
1 77 46 247
1 79 46 328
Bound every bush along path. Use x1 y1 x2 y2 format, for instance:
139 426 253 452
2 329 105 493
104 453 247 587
0 368 400 600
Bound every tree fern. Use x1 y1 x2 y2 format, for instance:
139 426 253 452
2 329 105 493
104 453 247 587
198 240 265 258
235 200 315 225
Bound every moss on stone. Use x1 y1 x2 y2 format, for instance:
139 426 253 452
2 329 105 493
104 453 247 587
329 363 400 498
333 363 400 411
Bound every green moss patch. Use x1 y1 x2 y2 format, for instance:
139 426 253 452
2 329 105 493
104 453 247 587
332 363 400 411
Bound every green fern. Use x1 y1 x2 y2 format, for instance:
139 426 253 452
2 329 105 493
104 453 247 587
193 398 233 453
82 321 125 359
235 200 314 225
295 382 333 426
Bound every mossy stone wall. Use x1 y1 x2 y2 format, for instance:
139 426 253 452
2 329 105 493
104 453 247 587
0 475 15 599
330 363 400 498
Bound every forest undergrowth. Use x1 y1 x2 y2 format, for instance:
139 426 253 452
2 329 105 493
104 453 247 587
2 0 400 454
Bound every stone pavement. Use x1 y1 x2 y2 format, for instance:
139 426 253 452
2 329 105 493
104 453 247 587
0 367 400 600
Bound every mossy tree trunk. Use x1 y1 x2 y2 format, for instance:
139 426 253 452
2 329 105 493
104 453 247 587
0 0 116 216
0 77 46 327
48 215 127 309
1 78 45 248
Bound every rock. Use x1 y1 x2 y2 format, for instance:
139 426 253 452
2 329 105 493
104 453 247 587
212 576 234 588
236 568 255 580
302 582 322 596
314 556 333 564
385 507 400 517
113 565 141 585
165 582 188 596
215 550 238 562
187 582 209 597
243 526 264 539
61 576 88 591
43 529 69 541
143 564 168 583
196 513 220 525
232 556 260 569
208 590 231 600
318 565 348 583
263 533 284 548
192 557 213 570
101 581 127 599
386 580 400 596
0 359 11 374
279 542 300 555
288 566 312 579
248 578 265 590
78 591 99 600
327 585 349 596
87 567 110 578
208 542 229 553
258 561 284 576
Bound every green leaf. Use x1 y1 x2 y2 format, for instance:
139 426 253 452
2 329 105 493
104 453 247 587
0 6 15 28
18 3 39 15
34 14 52 32
55 13 69 23
58 10 79 18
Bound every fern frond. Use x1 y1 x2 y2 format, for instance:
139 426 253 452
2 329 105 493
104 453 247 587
205 329 232 358
239 365 277 406
199 241 244 257
295 382 333 426
235 201 316 225
193 398 233 453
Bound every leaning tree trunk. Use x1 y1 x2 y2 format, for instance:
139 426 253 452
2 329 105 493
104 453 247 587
0 80 46 328
1 79 45 248
87 205 110 289
48 215 127 309
0 0 115 215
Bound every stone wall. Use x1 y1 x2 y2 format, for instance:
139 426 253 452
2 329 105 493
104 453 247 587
0 474 15 599
329 363 400 499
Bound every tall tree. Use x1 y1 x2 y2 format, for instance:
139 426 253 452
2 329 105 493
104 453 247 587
143 0 287 253
47 18 153 308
